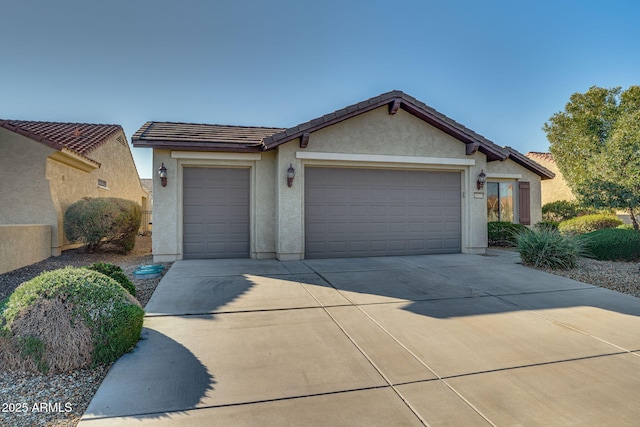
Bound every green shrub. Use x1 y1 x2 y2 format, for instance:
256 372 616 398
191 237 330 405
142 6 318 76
516 227 590 269
558 214 623 235
584 228 640 261
488 221 528 246
542 200 614 222
64 197 141 253
86 263 136 296
534 221 559 231
0 268 144 373
542 200 581 222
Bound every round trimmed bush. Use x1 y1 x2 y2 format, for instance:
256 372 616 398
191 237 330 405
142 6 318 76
86 262 136 296
64 197 141 252
0 268 144 374
558 214 623 235
584 228 640 261
488 221 529 246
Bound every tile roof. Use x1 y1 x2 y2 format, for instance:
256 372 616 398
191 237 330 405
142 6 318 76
131 90 552 178
526 151 555 163
0 120 123 156
132 122 285 152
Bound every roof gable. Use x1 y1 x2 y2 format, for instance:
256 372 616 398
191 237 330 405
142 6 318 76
0 120 122 159
262 90 507 161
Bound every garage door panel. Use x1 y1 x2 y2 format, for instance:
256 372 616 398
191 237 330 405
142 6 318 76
183 168 249 259
305 168 461 258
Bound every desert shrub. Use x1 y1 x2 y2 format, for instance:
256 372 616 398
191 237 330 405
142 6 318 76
64 197 141 253
85 263 136 296
558 214 623 235
488 221 528 246
534 221 559 231
0 268 143 373
542 200 613 222
584 228 640 261
542 200 581 222
516 227 590 269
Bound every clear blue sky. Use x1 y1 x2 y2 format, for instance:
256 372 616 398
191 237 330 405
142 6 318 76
2 0 639 178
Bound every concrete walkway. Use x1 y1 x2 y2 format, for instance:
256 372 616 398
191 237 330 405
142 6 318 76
80 251 640 426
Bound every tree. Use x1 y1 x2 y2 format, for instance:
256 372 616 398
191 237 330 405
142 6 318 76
543 86 640 231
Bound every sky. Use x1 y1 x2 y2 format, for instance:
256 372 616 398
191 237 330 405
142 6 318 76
2 0 639 178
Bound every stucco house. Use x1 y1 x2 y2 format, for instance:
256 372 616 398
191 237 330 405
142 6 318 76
133 90 553 262
525 152 575 206
0 120 149 273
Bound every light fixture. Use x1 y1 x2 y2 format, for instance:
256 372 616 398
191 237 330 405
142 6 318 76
158 163 168 187
476 169 486 190
287 164 295 187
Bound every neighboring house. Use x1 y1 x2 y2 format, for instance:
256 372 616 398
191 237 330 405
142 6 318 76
526 152 576 206
133 90 553 262
0 120 149 273
526 151 637 224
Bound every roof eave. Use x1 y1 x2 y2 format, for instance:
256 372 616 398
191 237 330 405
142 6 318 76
261 91 509 162
132 139 264 153
505 147 556 180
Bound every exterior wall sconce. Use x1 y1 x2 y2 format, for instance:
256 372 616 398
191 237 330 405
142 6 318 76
287 164 295 187
158 163 168 187
476 169 486 190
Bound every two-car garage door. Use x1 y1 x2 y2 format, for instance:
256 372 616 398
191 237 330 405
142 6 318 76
305 168 461 258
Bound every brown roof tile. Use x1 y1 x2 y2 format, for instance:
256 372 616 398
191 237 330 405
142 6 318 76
0 120 122 156
132 122 285 152
526 151 555 163
506 148 555 180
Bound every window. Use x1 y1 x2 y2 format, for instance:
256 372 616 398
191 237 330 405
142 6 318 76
98 179 108 189
487 182 514 222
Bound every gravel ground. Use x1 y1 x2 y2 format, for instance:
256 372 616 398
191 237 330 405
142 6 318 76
0 235 172 427
0 243 638 427
535 257 640 297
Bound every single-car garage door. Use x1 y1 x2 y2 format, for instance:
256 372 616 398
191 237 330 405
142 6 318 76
183 167 249 259
305 168 461 258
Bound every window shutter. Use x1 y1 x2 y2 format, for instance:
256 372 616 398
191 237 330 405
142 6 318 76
518 181 531 225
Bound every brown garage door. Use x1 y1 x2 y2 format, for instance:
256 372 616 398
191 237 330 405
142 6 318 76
305 167 461 258
183 167 249 259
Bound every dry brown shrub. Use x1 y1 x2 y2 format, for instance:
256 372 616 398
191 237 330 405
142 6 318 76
8 297 94 373
0 336 38 372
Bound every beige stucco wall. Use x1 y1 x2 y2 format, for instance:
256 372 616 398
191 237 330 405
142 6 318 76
0 129 58 226
0 127 147 258
525 155 575 206
0 225 51 274
485 158 544 225
150 106 545 261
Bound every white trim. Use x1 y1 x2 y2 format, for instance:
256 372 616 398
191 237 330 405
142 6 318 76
486 173 522 179
171 151 262 161
296 151 475 166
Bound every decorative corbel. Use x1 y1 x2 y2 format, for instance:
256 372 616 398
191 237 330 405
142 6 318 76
466 141 480 155
388 99 401 115
300 132 310 148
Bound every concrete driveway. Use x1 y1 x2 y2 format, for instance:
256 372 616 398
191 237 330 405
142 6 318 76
79 251 640 426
